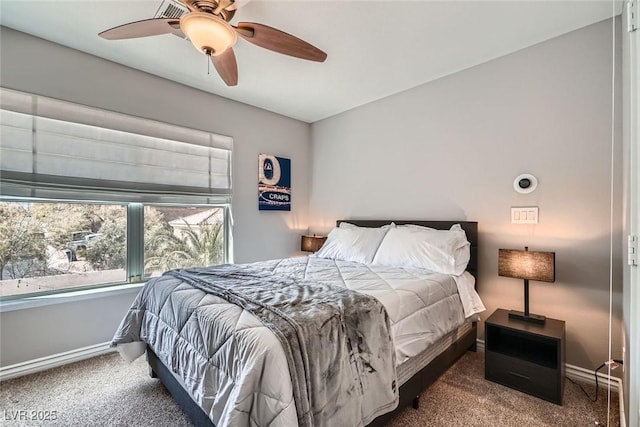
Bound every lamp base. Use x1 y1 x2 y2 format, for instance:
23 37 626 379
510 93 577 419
508 310 546 325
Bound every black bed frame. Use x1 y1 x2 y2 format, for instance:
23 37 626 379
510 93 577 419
146 220 479 427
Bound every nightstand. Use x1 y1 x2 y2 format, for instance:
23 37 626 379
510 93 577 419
484 308 565 405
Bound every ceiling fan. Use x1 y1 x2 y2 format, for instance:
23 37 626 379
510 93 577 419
98 0 327 86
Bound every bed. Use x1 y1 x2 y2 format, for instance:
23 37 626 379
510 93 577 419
112 220 482 426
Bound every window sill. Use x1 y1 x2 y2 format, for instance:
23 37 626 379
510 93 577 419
0 283 145 313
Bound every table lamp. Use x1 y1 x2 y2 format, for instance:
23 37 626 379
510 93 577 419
498 246 555 324
301 234 327 253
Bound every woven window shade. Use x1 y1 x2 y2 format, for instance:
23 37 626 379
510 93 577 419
0 87 232 204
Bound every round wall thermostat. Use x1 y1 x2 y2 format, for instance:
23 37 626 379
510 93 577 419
513 174 538 194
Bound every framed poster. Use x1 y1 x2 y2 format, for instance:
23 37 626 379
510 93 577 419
258 154 291 211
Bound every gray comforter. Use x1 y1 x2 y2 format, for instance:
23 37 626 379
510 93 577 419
112 262 398 427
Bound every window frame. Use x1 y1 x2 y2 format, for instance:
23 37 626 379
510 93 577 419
1 87 233 302
0 197 231 301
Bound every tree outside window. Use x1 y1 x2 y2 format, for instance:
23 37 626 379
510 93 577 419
0 201 226 297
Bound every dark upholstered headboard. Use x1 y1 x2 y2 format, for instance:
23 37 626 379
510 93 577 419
336 220 479 285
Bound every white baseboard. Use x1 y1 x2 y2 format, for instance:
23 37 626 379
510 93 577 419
566 363 626 427
476 338 626 427
565 363 622 392
0 342 114 381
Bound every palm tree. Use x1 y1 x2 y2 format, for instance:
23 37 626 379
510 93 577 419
144 221 224 274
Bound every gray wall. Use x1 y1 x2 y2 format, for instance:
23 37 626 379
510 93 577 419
0 19 626 375
0 290 141 365
0 27 311 366
309 19 623 370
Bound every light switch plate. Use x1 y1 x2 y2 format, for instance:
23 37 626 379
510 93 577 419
511 207 538 224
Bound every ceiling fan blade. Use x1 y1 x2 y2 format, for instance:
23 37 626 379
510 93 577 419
226 0 251 11
214 0 234 14
212 48 239 86
235 22 327 62
99 18 181 40
178 0 199 13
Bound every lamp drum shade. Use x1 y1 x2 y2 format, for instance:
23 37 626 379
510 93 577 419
498 249 555 283
301 235 327 252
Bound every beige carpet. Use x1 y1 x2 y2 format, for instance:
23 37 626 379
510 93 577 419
0 350 619 426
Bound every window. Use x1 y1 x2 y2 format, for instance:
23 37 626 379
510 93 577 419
0 87 233 299
0 201 127 297
0 200 228 298
144 205 225 277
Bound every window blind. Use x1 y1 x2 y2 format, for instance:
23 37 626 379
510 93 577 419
0 88 232 204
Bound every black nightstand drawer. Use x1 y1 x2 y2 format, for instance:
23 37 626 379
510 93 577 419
485 351 560 403
484 309 565 405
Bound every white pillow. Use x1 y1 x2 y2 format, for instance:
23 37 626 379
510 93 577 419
313 225 390 264
372 224 470 275
339 221 394 230
338 221 359 229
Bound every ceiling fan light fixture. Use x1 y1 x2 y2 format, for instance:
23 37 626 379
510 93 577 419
180 12 237 56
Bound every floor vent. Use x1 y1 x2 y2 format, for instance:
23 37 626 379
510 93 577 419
154 0 188 19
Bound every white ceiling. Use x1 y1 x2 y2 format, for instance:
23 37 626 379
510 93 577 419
0 1 621 123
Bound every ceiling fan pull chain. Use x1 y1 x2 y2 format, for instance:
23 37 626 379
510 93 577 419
205 51 211 75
